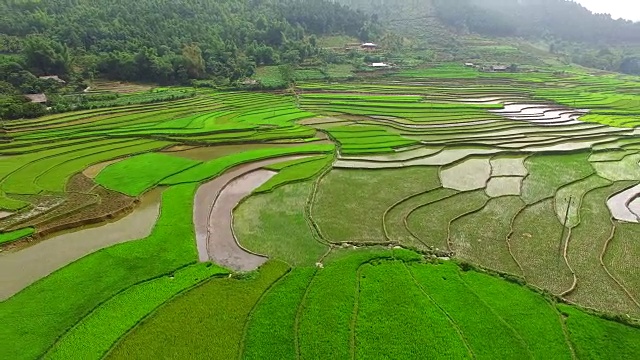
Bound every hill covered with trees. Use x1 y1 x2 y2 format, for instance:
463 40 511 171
340 0 640 74
0 0 377 83
0 0 381 118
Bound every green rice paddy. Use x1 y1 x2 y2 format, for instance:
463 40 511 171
2 64 640 359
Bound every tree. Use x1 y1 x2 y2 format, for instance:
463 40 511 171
23 36 70 75
278 64 295 85
620 57 640 75
182 44 206 79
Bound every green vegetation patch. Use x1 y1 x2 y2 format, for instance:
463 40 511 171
521 152 594 204
242 267 316 360
161 144 334 185
327 125 418 155
235 182 328 266
409 261 532 359
95 153 200 196
461 270 574 358
449 196 524 275
255 155 333 193
314 168 441 243
356 261 471 359
44 263 228 360
0 184 199 360
568 183 640 316
106 261 289 360
0 227 35 245
559 304 640 359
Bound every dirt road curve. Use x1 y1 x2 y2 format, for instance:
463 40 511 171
194 156 308 271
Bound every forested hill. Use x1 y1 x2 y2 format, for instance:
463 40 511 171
339 0 640 44
0 0 377 83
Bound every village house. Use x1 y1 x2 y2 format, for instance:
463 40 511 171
369 62 391 69
361 42 378 51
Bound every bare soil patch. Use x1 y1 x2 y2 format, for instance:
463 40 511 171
88 80 153 94
490 157 528 177
486 177 522 197
82 158 125 179
440 158 491 191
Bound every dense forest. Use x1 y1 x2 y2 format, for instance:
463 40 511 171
0 0 379 119
0 0 377 81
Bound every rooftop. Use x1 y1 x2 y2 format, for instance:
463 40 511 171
24 93 48 103
39 75 66 83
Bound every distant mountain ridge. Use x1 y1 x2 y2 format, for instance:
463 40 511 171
337 0 640 44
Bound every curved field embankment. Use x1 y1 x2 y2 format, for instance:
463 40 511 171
194 156 310 271
0 188 162 301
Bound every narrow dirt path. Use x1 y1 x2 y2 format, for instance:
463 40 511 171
193 156 309 271
0 189 162 301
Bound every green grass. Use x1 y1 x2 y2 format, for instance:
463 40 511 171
405 190 490 251
253 66 286 87
356 261 471 359
264 156 326 171
95 153 200 196
298 248 405 359
161 144 334 185
449 196 524 275
106 261 290 360
0 227 35 245
36 140 173 193
314 168 441 243
242 267 316 360
554 175 612 228
327 125 418 155
384 187 457 249
235 182 328 266
461 270 574 359
44 263 228 360
568 183 640 316
521 152 594 204
0 184 199 360
408 261 532 359
559 304 640 359
0 191 29 211
510 199 574 294
604 222 640 306
254 155 333 194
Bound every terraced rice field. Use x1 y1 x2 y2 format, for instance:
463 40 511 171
2 65 640 359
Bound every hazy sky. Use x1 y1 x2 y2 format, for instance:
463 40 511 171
574 0 640 21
